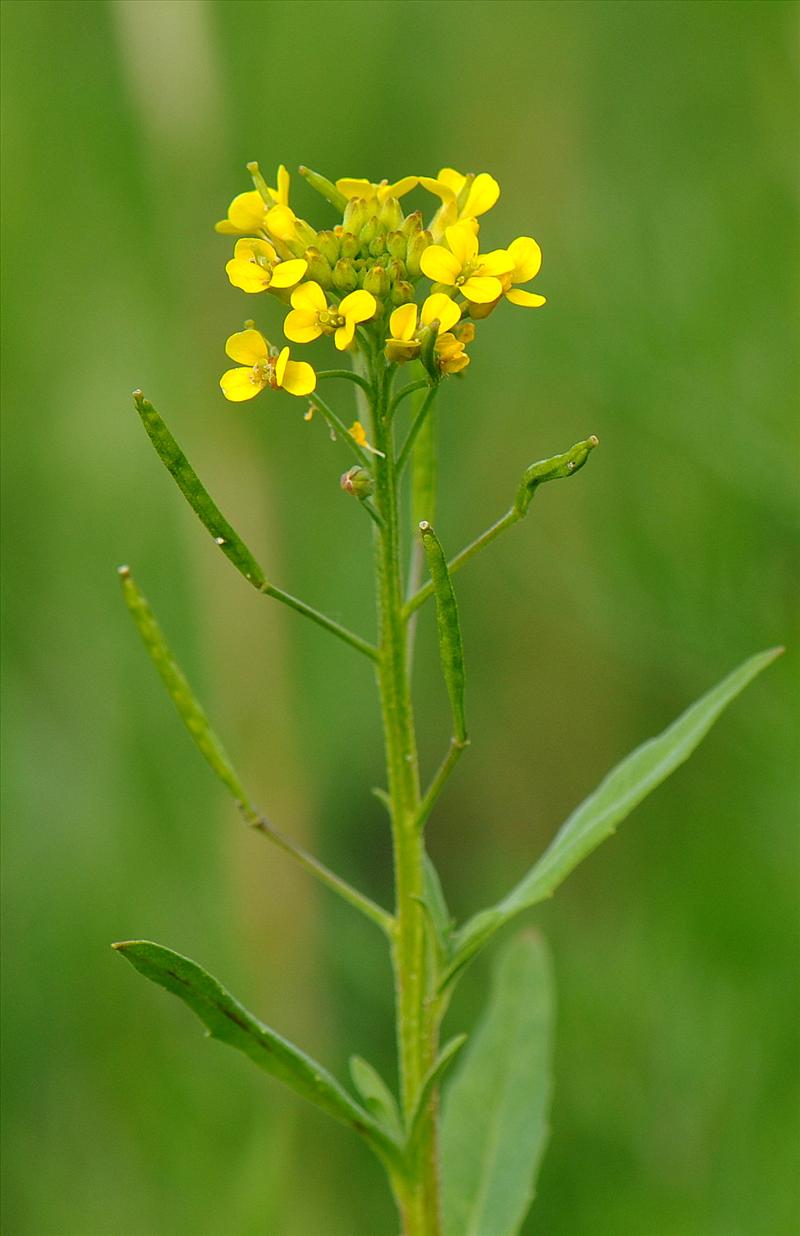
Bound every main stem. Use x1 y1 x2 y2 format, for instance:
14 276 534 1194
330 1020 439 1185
369 358 441 1234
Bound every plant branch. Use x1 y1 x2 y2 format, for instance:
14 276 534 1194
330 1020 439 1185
397 387 439 477
317 368 375 397
309 391 371 467
404 507 520 618
263 582 378 661
390 377 430 419
415 738 469 832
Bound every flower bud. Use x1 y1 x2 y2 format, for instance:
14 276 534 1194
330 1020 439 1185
467 296 500 321
332 258 359 294
379 196 403 231
359 218 379 251
390 280 415 306
385 335 420 363
340 231 360 260
401 210 423 237
317 229 341 266
369 234 388 258
343 197 370 234
340 466 374 499
304 246 333 289
363 264 390 298
386 231 407 262
387 258 406 285
406 230 432 279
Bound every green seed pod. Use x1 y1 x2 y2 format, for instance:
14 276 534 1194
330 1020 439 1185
406 230 433 279
303 246 333 289
332 258 359 294
316 229 341 266
379 196 403 231
514 436 600 517
363 264 390 298
419 521 467 744
401 209 423 237
340 231 360 260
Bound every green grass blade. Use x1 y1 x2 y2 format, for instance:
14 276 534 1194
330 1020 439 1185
420 521 467 744
118 565 251 808
113 941 403 1168
133 390 267 590
445 647 783 988
441 933 555 1236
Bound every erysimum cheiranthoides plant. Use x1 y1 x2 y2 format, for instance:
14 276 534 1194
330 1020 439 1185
114 161 782 1235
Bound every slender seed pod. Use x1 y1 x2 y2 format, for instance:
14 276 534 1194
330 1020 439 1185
419 521 467 744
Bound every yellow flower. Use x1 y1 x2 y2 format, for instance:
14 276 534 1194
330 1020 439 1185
215 164 290 234
225 238 307 294
435 331 470 375
420 222 514 304
335 176 418 205
385 293 461 361
420 168 500 237
220 329 316 401
284 282 376 351
502 236 546 308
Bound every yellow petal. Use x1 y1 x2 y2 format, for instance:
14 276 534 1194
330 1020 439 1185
265 204 299 240
270 258 308 289
225 328 269 365
227 191 267 232
215 219 239 235
334 321 356 351
462 173 500 220
381 176 418 201
506 288 547 307
284 309 322 343
220 367 264 401
275 164 290 206
290 281 327 313
280 358 317 396
507 236 542 283
422 292 460 334
476 248 516 277
349 420 367 445
340 289 376 325
445 222 478 267
226 258 270 293
233 237 276 263
389 303 418 341
419 176 455 204
460 275 503 304
420 245 461 284
336 178 375 199
437 168 466 196
275 346 289 386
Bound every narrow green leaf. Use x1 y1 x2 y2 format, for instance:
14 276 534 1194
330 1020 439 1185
113 941 402 1167
421 851 454 961
118 566 250 808
442 933 554 1236
349 1056 403 1139
133 391 267 590
444 647 783 988
406 1034 467 1156
514 434 599 518
420 521 467 744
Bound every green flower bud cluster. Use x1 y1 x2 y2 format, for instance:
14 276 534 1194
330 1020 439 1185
302 198 432 310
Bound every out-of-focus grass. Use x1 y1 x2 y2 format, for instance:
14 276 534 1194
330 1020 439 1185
1 2 797 1233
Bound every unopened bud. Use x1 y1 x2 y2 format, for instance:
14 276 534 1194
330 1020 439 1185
467 296 500 321
343 197 370 234
369 234 388 258
390 280 415 306
340 231 360 260
386 231 407 262
406 230 432 279
340 466 374 499
317 229 341 266
401 210 423 237
304 246 333 289
332 258 359 294
363 264 390 298
359 218 379 251
387 258 406 285
379 196 403 231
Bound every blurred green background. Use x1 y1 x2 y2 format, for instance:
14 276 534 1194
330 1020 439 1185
2 1 798 1233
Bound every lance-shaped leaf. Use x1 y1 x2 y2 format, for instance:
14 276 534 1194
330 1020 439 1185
349 1056 403 1140
514 434 599 518
406 1034 467 1157
113 941 403 1168
443 646 782 990
118 566 251 808
442 933 554 1236
133 390 267 590
420 521 467 744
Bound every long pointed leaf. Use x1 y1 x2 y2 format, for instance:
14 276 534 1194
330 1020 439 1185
133 391 267 590
420 521 467 743
113 941 402 1167
349 1055 403 1139
444 646 782 988
118 566 251 808
406 1034 467 1156
442 933 555 1236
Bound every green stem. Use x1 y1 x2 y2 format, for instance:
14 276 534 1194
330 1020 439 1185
262 582 378 661
317 368 375 397
309 391 372 467
369 359 442 1234
238 806 394 935
390 376 430 418
403 506 520 618
397 386 438 477
415 738 469 833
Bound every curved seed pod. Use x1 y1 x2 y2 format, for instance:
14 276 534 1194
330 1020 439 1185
514 435 599 517
419 521 467 744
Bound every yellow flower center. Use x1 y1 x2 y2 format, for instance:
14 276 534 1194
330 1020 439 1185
318 309 345 331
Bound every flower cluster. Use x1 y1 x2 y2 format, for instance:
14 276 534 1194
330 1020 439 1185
217 163 546 403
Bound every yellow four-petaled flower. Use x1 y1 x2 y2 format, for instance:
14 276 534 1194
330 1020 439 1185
220 329 316 402
385 293 461 361
226 238 307 294
420 222 514 304
285 282 377 351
